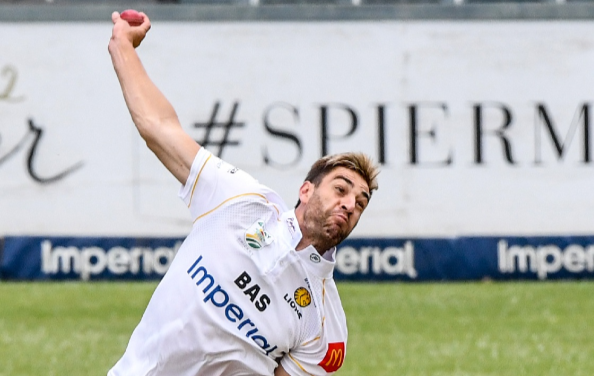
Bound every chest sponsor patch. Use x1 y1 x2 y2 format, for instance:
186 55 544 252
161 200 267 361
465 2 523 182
186 255 280 358
319 342 345 372
245 219 273 249
293 287 311 307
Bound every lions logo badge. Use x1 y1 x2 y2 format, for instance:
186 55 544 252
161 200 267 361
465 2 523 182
294 287 311 308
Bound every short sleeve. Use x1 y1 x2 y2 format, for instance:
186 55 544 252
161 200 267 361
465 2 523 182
280 340 347 376
178 148 261 220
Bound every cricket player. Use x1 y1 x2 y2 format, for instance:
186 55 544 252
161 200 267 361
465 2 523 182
107 11 379 376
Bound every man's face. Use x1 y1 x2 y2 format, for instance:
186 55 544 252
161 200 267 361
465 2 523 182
300 167 371 249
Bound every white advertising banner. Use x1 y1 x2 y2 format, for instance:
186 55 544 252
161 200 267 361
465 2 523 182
1 21 593 237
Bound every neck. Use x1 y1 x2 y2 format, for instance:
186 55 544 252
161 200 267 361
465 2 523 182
296 238 331 257
295 206 332 255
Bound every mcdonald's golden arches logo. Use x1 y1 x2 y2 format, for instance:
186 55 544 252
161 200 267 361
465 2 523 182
318 342 345 372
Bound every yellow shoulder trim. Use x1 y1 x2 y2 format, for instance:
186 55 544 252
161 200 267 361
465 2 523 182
187 153 212 209
300 336 321 347
194 192 279 223
321 279 327 329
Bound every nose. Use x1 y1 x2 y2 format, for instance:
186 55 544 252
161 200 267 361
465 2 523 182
341 194 356 213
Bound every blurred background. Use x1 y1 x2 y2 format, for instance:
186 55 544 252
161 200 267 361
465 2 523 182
1 0 594 281
2 2 594 376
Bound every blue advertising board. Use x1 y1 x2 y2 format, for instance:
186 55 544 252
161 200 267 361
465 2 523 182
1 236 184 281
0 236 4 280
1 235 594 281
334 236 594 281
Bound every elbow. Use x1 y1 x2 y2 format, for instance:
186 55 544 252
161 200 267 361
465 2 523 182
133 115 180 151
140 123 164 156
137 119 161 146
130 112 160 144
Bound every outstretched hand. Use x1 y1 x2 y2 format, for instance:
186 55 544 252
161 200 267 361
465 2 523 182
110 11 151 49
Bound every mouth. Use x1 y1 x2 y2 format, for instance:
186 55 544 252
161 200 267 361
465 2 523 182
332 212 349 225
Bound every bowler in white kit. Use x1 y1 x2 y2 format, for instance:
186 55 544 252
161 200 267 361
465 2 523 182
107 10 379 376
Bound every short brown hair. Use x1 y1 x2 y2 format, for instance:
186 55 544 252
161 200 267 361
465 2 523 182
305 152 379 192
296 152 379 208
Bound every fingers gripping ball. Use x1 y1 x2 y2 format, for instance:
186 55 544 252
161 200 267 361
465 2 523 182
120 9 144 26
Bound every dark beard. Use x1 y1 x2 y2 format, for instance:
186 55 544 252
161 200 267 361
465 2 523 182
302 192 350 252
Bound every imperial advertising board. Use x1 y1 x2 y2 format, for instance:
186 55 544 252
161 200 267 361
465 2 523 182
3 235 594 281
1 20 593 280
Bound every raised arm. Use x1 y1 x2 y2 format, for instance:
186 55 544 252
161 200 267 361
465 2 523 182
108 11 200 184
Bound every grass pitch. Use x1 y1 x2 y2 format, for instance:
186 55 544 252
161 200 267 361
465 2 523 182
0 281 593 376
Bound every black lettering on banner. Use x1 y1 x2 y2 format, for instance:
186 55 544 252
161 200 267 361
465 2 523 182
473 102 515 165
408 102 453 166
376 104 388 164
319 103 358 157
0 125 28 165
193 101 245 158
25 119 84 183
534 103 591 164
262 102 302 167
257 100 594 168
0 118 83 184
1 66 82 183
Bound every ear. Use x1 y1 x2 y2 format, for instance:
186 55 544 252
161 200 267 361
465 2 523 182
298 181 315 205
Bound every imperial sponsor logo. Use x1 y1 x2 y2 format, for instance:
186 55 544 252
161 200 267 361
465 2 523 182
498 240 594 280
187 256 279 358
41 240 181 281
336 241 417 278
318 342 345 372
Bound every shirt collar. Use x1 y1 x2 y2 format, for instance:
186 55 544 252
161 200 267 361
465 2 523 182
295 245 335 279
280 209 301 250
280 210 336 278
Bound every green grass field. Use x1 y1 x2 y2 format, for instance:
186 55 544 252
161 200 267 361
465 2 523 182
1 281 593 376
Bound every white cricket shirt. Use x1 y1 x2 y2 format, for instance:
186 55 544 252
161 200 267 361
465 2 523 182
108 148 348 376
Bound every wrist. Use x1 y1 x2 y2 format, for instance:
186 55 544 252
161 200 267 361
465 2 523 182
112 33 131 44
108 35 135 56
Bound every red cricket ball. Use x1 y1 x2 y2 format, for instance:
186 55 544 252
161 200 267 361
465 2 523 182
120 9 144 27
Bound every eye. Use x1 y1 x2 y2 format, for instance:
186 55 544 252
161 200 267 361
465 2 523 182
335 185 345 194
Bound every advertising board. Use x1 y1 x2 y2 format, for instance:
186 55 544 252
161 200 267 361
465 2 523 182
3 235 594 281
1 236 182 280
1 21 593 238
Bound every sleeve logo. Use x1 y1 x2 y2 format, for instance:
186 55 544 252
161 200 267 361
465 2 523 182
245 219 273 249
318 342 345 372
